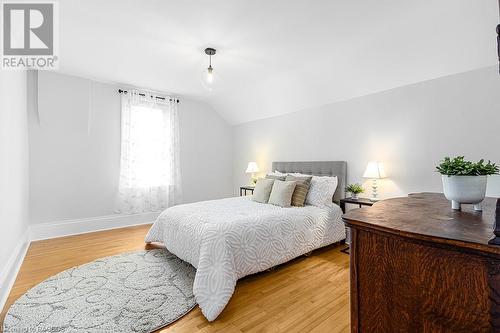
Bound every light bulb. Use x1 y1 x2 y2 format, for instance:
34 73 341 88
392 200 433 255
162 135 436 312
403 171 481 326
206 66 214 84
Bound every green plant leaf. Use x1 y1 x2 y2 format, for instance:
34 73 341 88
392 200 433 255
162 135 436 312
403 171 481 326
345 183 365 194
436 156 499 176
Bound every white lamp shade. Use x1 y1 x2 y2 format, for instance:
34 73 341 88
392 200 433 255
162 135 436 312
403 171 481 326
245 162 259 173
363 161 387 179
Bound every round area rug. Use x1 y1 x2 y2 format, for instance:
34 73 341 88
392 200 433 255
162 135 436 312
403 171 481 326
3 249 197 333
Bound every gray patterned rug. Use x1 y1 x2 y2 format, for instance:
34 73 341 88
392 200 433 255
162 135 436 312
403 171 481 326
3 249 197 333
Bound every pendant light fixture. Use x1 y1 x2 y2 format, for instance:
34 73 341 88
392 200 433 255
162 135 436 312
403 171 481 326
205 47 216 85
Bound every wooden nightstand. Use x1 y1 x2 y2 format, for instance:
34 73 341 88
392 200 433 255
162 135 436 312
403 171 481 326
340 197 375 254
240 186 255 196
339 197 375 213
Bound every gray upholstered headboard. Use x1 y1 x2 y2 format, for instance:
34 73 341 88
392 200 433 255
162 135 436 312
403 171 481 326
272 161 347 203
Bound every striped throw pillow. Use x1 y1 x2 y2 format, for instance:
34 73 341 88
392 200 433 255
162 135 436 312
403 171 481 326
285 175 312 207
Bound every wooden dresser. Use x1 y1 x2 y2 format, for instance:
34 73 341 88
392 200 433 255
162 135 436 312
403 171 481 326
343 192 500 332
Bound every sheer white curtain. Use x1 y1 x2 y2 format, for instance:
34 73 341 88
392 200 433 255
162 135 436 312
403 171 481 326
117 90 181 213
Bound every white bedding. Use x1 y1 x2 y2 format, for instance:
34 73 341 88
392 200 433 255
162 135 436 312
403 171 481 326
144 196 345 321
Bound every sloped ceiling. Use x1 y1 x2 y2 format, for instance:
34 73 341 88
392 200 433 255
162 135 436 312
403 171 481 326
58 0 498 124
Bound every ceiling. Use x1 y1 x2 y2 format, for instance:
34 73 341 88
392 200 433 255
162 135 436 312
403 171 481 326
58 0 499 124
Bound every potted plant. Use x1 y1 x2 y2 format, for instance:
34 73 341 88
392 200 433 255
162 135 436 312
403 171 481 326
436 156 499 211
345 183 364 200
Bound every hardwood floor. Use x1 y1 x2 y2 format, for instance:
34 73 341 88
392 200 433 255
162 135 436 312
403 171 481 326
1 224 350 332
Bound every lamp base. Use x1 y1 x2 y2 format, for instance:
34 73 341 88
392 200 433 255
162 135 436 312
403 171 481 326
370 179 379 202
250 173 258 186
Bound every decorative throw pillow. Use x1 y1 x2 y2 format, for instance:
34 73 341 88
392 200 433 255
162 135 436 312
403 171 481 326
266 174 286 181
285 175 312 207
268 180 297 207
305 176 338 207
252 178 275 203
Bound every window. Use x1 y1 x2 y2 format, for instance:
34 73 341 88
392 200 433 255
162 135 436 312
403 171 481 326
117 91 181 213
127 104 171 188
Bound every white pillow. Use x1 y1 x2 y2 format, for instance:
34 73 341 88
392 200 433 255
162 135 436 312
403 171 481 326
268 180 297 207
252 178 275 203
267 170 287 177
290 172 311 178
305 176 338 207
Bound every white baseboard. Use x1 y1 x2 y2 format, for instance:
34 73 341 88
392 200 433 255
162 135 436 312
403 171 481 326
29 212 160 241
0 230 30 313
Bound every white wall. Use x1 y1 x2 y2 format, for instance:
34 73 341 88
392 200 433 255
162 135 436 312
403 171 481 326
0 71 29 288
179 99 233 204
233 66 500 199
29 71 232 225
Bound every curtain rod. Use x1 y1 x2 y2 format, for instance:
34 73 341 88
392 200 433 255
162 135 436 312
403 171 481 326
118 89 179 103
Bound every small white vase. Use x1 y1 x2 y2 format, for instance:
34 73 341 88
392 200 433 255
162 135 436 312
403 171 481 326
441 175 487 211
351 193 359 200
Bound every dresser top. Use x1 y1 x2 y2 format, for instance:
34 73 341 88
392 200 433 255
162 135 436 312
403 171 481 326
343 192 500 256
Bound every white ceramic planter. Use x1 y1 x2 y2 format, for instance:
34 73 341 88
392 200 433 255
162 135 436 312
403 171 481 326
441 175 487 211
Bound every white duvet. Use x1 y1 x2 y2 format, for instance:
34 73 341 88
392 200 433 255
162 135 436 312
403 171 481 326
144 196 345 321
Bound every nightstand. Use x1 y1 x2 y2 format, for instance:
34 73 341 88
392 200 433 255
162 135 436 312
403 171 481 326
240 186 255 196
340 197 375 254
339 197 375 213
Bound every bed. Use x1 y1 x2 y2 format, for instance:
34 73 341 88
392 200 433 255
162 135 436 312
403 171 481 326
145 161 347 321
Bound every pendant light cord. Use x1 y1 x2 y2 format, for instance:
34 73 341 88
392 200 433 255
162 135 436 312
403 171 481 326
498 0 500 74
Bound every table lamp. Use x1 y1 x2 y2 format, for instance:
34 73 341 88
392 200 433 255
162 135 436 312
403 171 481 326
245 162 259 185
363 161 386 201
